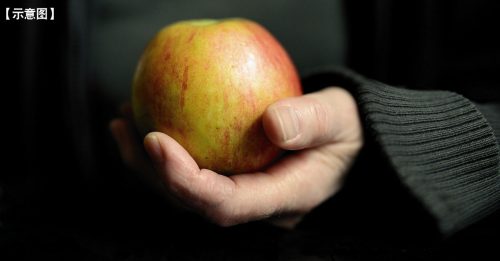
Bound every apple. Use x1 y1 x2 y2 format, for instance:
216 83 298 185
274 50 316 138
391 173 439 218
132 18 302 174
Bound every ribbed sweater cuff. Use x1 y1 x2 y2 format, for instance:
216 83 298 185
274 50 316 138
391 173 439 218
476 103 500 145
324 69 500 236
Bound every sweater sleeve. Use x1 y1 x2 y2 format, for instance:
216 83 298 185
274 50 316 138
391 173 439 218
475 104 500 145
303 68 500 236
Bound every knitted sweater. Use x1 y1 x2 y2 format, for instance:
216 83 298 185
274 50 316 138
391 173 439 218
302 68 500 237
335 0 500 237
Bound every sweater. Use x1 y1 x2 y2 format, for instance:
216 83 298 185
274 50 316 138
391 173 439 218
324 69 499 236
338 0 500 237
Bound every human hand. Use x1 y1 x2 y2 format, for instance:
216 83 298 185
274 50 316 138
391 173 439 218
110 87 363 228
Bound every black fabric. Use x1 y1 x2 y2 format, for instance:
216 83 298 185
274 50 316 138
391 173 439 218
315 69 500 235
358 83 499 235
342 0 500 237
344 0 500 102
477 104 500 144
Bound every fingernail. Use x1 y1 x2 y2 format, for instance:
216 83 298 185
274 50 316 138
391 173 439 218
144 133 163 163
273 106 300 142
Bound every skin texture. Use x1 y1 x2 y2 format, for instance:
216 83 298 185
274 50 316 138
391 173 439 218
132 18 302 174
111 87 363 228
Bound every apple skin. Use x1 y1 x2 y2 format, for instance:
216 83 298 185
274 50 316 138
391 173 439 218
132 18 302 174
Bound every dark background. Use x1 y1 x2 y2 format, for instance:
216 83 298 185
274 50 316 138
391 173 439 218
2 0 499 260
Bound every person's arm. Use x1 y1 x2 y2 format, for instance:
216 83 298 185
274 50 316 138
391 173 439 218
304 68 500 236
110 67 499 236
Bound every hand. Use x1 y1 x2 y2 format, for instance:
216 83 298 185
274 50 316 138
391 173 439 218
110 87 363 228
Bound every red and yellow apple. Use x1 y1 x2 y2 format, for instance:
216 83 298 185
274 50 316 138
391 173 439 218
132 18 302 174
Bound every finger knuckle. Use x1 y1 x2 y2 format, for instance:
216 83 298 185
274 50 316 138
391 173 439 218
309 102 331 138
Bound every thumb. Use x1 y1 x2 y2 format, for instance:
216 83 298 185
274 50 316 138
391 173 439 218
263 87 361 150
